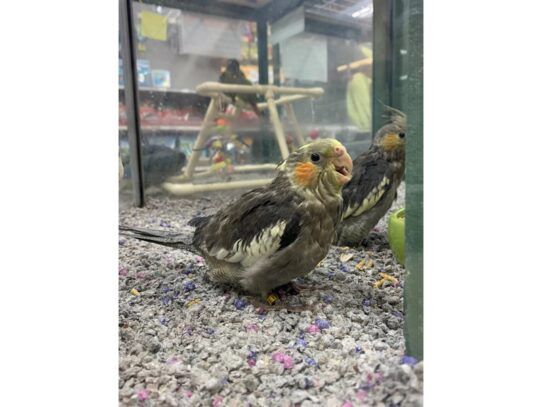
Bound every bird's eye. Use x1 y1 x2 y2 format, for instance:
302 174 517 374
399 133 406 139
310 153 320 162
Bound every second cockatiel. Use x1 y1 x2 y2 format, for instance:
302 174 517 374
121 139 353 302
219 59 261 117
335 109 406 247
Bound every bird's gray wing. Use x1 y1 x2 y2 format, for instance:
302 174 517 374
341 153 395 220
195 186 302 267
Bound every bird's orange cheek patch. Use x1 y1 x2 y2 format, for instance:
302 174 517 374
382 134 401 151
294 162 318 187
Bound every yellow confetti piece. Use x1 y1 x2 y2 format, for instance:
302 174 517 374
340 253 354 263
367 259 374 268
355 259 366 270
374 279 385 289
379 272 399 284
266 293 279 305
186 298 201 307
130 288 140 296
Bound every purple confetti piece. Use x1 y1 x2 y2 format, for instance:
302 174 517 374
296 337 308 348
118 268 128 277
161 296 171 306
233 298 247 310
400 355 418 366
315 319 330 330
183 281 196 292
392 310 404 319
136 272 146 279
248 350 257 359
322 294 333 304
339 264 349 273
305 357 317 366
119 239 125 246
183 264 194 275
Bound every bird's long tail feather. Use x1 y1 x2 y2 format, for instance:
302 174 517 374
119 225 199 255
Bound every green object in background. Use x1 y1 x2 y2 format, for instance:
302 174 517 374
347 73 372 132
388 208 405 266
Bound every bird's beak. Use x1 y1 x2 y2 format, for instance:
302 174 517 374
331 146 353 185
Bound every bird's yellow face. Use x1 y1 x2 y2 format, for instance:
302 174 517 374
286 139 353 191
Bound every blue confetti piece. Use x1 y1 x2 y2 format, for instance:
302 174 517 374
400 355 417 366
315 319 330 330
327 272 335 279
159 316 167 325
248 350 257 359
362 299 371 307
233 298 247 310
183 281 196 292
296 337 308 348
162 287 171 293
355 345 362 353
161 296 171 306
183 263 194 275
258 314 266 321
305 357 317 366
339 264 350 273
322 294 333 304
206 327 215 335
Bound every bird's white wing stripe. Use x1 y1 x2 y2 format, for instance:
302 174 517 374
347 176 390 218
210 221 288 266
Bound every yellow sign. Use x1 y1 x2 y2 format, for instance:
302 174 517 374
141 11 167 41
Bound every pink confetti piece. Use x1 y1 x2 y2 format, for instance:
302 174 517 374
282 355 294 369
272 351 285 363
185 391 193 398
247 358 256 367
118 268 128 276
137 389 149 401
136 272 146 279
356 390 367 401
212 396 222 407
342 402 353 407
307 324 321 334
245 323 259 333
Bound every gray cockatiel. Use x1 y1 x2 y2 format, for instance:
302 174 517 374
335 109 406 247
219 59 261 117
120 139 353 303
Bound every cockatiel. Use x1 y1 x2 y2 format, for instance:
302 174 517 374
335 109 406 247
219 59 261 117
120 139 353 304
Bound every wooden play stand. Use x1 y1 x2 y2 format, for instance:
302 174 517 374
162 82 324 195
